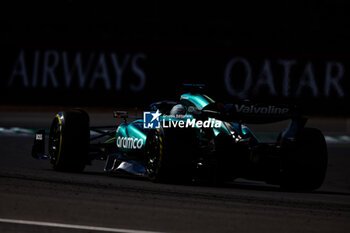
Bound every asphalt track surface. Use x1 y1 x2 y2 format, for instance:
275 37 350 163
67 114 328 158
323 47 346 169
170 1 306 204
1 110 350 233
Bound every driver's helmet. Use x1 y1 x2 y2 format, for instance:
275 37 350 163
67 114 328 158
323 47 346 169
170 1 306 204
169 104 186 117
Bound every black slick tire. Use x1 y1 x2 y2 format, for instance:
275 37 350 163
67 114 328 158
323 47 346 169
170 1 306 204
280 127 328 191
49 110 90 172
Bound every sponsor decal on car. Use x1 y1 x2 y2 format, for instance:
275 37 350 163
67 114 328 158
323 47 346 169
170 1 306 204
116 136 143 149
235 104 289 115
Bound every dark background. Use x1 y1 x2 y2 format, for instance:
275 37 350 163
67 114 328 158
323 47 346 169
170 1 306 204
1 0 349 115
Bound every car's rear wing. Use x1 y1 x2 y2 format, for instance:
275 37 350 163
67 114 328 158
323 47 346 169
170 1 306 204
202 101 301 124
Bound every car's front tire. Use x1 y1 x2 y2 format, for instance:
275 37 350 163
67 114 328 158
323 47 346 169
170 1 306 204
145 127 197 182
49 110 90 172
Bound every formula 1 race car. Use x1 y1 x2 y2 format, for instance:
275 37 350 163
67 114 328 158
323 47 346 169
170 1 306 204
32 87 328 191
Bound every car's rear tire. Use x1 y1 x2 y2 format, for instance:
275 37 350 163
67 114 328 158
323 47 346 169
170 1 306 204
280 127 328 191
49 110 90 172
145 128 197 182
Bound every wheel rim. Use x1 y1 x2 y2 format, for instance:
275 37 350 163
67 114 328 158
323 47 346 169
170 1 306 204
146 130 162 178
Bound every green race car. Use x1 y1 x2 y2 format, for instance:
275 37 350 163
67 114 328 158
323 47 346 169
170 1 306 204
32 87 328 191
